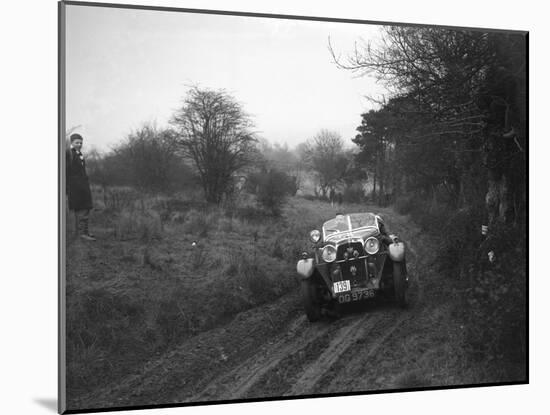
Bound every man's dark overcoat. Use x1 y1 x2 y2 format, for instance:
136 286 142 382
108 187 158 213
66 148 93 210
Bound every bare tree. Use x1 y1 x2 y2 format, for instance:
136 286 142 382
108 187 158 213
171 87 257 204
301 130 348 198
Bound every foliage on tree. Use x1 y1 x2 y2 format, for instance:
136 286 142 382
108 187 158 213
333 27 526 224
332 27 527 379
171 87 258 204
248 168 296 216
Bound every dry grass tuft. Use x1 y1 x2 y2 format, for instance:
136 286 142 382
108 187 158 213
114 209 163 241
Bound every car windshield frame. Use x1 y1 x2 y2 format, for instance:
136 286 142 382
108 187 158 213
322 213 380 240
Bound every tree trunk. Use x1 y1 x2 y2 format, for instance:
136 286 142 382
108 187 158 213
485 171 511 225
378 163 385 206
484 129 514 225
372 170 377 202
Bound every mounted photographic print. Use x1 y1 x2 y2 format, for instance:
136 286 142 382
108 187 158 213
58 1 528 413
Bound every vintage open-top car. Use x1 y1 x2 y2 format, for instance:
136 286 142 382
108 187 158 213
296 212 408 321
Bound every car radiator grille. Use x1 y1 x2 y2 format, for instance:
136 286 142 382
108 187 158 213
335 242 369 288
339 258 369 288
336 242 365 260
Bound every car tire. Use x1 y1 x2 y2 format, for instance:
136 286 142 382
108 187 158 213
393 262 407 308
300 279 322 322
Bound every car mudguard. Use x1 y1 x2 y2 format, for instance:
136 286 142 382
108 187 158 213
388 241 406 262
297 258 315 279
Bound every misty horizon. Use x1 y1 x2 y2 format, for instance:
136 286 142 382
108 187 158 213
65 4 386 152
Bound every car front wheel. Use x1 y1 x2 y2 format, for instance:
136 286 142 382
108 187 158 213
393 262 407 308
300 279 322 322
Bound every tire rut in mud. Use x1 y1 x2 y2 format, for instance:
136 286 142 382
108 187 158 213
207 307 409 400
313 311 409 394
286 313 376 396
190 265 423 401
188 314 314 401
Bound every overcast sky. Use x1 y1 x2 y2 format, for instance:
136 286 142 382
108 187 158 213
65 4 387 152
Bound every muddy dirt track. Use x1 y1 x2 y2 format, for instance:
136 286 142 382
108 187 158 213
73 208 471 411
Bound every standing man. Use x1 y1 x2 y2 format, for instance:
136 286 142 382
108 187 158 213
66 133 95 241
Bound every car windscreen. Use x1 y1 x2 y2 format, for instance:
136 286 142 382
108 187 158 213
349 213 377 229
323 213 377 237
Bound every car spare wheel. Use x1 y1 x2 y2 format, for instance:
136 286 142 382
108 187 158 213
300 279 322 322
393 262 407 308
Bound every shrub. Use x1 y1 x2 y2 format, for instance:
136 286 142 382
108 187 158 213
182 209 215 237
155 288 200 343
66 288 147 393
114 208 163 241
462 222 526 379
392 192 526 380
157 195 205 214
300 194 318 201
271 237 285 259
98 124 198 193
285 234 308 261
233 205 269 223
169 211 186 223
394 195 415 215
249 169 294 216
436 206 484 276
397 196 449 232
223 252 240 277
241 260 271 302
217 217 235 233
189 244 207 270
104 186 140 210
342 184 365 204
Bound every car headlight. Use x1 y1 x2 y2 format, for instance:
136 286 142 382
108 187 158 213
322 245 337 262
364 237 380 255
309 229 321 243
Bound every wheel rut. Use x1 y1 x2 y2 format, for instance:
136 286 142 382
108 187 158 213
190 306 407 401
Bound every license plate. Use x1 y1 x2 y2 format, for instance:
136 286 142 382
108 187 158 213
333 280 351 293
338 288 376 303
